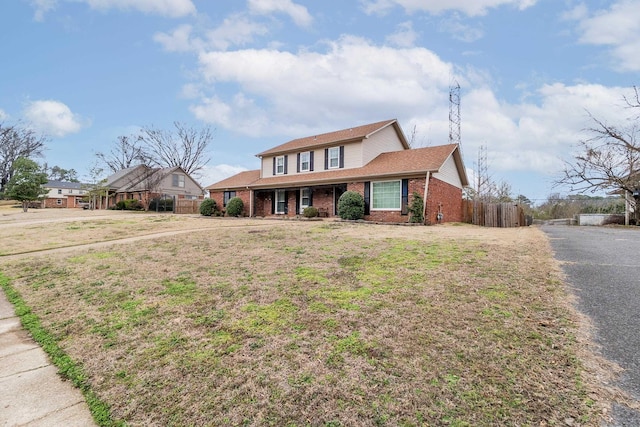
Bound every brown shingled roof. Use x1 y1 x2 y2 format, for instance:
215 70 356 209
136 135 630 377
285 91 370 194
206 170 260 190
256 119 407 157
244 144 466 189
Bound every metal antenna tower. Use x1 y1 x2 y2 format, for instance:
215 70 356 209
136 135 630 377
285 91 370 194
476 144 490 200
449 80 461 146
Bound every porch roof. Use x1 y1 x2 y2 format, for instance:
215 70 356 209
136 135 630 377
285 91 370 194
207 144 466 191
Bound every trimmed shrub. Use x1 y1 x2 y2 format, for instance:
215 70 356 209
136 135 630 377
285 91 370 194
200 198 218 216
115 199 143 211
337 191 364 220
408 192 424 224
225 197 244 217
303 206 318 218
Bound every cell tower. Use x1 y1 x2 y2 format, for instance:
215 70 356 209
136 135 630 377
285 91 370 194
476 144 490 201
449 80 461 146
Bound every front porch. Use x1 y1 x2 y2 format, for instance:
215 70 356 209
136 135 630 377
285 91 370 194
253 184 347 218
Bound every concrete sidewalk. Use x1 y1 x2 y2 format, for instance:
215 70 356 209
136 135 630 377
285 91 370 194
0 291 96 427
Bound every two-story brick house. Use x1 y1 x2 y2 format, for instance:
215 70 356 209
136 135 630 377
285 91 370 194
42 181 87 208
206 119 468 224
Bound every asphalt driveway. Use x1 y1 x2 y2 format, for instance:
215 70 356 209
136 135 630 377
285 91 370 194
542 225 640 426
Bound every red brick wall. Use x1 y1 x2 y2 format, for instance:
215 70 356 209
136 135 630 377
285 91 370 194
44 198 66 208
209 190 251 216
356 178 426 223
425 177 463 225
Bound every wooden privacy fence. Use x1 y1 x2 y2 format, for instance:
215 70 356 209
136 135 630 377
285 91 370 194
463 200 527 227
175 199 203 214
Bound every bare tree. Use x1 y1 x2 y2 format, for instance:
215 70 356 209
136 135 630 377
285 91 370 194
96 135 148 173
139 122 213 176
0 122 47 196
557 86 640 194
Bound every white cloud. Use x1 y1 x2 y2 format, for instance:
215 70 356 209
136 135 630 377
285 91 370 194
0 109 7 121
31 0 195 20
571 0 640 72
199 164 249 188
386 21 419 47
360 0 537 16
192 36 452 136
438 14 484 42
247 0 313 27
206 15 270 50
23 100 86 137
154 15 270 53
153 24 201 52
29 0 57 22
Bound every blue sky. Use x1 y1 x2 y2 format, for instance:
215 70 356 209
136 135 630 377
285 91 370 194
2 0 639 203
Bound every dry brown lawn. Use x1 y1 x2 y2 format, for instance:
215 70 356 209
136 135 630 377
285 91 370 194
0 209 621 426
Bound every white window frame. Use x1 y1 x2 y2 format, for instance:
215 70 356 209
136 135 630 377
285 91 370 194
57 189 62 194
172 174 185 188
371 180 401 211
275 189 287 214
56 199 62 205
328 147 340 169
300 152 310 172
300 188 310 209
275 156 285 175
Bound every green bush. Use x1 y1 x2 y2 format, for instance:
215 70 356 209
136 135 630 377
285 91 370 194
408 192 424 223
115 199 143 211
225 197 244 217
200 198 218 216
337 191 364 220
303 206 318 218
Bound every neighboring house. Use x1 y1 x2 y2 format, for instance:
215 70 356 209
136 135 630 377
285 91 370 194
206 119 469 224
42 181 87 208
100 165 205 209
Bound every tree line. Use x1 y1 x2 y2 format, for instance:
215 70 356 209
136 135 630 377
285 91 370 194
0 121 214 210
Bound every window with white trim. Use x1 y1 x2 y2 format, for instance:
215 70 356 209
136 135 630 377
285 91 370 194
275 189 287 214
300 152 310 172
172 174 185 188
371 180 401 210
56 199 62 205
300 188 310 209
57 189 62 194
275 156 285 175
328 147 340 169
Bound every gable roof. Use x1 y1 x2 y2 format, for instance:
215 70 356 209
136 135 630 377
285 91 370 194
207 144 468 190
104 164 148 189
105 165 204 193
256 119 409 157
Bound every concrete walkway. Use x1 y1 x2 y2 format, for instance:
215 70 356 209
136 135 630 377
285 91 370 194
0 291 96 427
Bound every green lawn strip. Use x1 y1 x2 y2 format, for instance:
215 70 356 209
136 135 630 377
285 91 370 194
0 271 124 427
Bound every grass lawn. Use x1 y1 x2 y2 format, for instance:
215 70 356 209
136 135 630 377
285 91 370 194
0 217 608 426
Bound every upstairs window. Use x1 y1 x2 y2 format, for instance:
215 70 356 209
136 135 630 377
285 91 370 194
57 189 62 194
273 155 288 175
328 147 340 168
172 174 185 188
300 152 310 172
276 156 285 174
324 146 344 170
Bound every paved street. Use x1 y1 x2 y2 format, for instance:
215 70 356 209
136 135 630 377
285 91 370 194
542 225 640 426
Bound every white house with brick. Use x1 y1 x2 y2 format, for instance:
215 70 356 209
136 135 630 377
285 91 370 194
206 119 469 224
42 180 88 208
